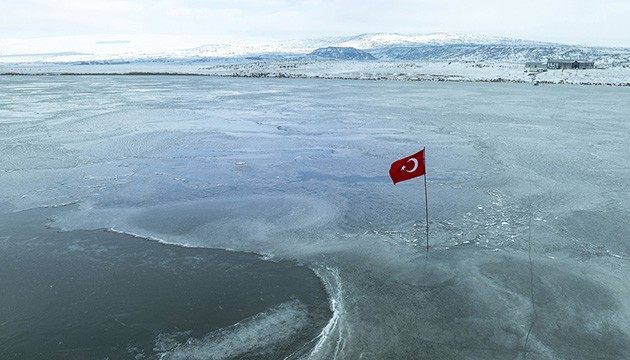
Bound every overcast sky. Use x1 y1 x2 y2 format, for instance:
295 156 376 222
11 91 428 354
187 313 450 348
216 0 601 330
1 0 629 54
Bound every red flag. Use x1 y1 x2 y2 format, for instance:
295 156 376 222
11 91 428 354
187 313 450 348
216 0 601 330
389 149 426 185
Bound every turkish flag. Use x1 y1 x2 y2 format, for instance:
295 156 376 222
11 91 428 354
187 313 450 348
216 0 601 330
389 149 426 185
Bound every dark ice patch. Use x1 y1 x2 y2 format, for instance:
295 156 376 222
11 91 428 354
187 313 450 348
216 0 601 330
559 209 630 256
0 208 331 360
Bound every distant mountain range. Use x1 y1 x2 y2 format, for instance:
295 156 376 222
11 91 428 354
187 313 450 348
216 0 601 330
5 33 630 66
180 33 630 66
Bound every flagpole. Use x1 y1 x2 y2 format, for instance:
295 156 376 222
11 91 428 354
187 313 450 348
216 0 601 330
423 148 429 253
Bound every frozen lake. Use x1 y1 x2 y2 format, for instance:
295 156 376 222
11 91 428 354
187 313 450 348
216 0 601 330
1 75 630 359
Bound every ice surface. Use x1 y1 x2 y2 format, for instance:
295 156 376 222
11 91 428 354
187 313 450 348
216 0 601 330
0 208 330 359
157 300 309 360
1 75 629 359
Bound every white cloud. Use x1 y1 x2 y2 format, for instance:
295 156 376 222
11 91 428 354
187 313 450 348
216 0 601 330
0 0 628 50
0 0 144 36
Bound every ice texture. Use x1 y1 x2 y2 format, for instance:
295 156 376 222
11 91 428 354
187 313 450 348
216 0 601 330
1 75 629 359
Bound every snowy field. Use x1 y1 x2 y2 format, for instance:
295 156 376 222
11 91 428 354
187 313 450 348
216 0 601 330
1 75 630 359
200 60 630 86
3 60 630 86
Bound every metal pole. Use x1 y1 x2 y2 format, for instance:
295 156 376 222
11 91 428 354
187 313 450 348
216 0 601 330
423 149 429 253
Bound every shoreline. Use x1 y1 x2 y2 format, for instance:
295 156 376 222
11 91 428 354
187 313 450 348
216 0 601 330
2 60 630 86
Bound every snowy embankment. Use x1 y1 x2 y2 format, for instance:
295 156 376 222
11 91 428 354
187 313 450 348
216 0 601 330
200 60 630 86
3 59 630 86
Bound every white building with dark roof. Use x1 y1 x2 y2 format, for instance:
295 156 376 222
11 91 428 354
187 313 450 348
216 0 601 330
547 59 595 69
525 62 547 73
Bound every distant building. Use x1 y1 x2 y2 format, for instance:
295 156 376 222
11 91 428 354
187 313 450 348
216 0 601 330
546 59 594 69
525 62 547 73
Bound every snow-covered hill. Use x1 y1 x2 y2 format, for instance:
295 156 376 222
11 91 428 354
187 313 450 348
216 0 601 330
171 33 630 65
309 47 376 60
315 33 630 65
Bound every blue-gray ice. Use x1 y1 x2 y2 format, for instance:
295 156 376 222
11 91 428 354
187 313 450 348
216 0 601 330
1 75 629 359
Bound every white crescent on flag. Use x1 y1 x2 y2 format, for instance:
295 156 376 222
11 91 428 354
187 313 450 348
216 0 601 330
403 158 419 173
